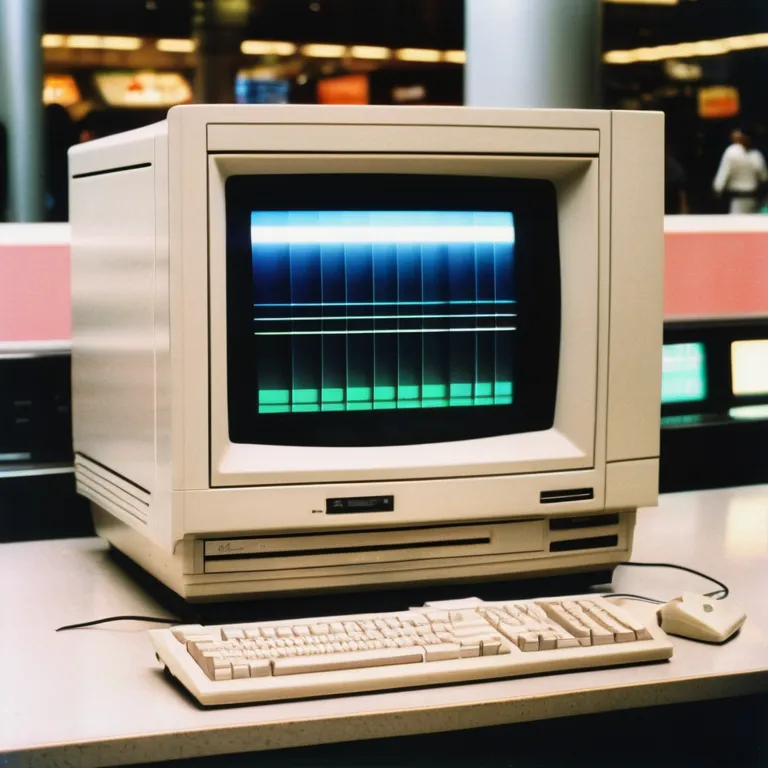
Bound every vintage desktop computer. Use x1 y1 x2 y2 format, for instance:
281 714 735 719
68 105 664 602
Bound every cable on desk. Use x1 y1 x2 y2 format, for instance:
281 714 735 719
604 561 730 606
618 561 729 599
56 615 179 632
604 593 664 605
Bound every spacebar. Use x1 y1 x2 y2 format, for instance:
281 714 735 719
272 647 424 676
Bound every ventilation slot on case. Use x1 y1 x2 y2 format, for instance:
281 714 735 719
540 488 594 504
550 535 618 553
75 455 149 524
549 513 620 531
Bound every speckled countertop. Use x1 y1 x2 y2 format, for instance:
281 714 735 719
2 485 768 768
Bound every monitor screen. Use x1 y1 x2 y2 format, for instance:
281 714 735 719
226 175 560 446
250 210 515 414
661 342 708 405
731 339 768 396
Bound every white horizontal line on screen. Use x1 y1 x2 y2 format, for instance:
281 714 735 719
254 327 517 336
250 225 515 244
254 314 518 321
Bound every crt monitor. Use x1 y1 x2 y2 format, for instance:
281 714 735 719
68 105 664 601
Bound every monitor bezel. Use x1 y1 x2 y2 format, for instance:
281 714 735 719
207 152 600 488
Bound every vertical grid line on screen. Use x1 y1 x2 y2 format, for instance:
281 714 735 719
372 233 376 409
472 214 480 402
345 228 349 410
320 239 325 411
495 240 499 400
288 236 294 412
420 241 425 408
396 229 401 408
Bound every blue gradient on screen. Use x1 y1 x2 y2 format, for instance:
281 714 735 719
250 211 516 413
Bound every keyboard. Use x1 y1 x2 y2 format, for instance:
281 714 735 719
150 595 673 706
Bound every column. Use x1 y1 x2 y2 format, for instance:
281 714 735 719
0 0 44 221
193 0 250 103
465 0 601 109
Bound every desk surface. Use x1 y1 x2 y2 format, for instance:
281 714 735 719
3 485 768 768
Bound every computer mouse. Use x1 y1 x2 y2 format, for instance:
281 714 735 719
658 592 746 643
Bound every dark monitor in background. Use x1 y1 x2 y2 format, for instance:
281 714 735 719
660 321 768 492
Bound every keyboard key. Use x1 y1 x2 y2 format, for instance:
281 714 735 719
424 643 461 661
481 637 503 656
519 632 540 652
272 647 423 676
170 625 215 643
587 609 635 642
459 642 481 658
232 663 250 679
248 660 271 677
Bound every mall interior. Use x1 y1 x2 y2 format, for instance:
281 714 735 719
2 1 768 766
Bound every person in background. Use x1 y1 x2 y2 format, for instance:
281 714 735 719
713 128 768 214
665 146 689 214
44 104 78 222
0 120 7 221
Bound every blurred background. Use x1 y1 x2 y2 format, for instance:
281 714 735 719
4 0 768 539
1 0 768 220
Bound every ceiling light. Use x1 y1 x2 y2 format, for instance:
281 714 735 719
693 40 729 56
604 31 768 64
725 33 768 50
66 35 102 49
301 43 347 57
603 0 678 5
65 35 142 50
101 36 143 51
395 48 441 62
350 45 391 60
156 38 196 53
272 41 298 55
442 50 466 64
672 43 701 57
633 47 665 62
41 34 65 49
604 50 637 64
241 40 297 56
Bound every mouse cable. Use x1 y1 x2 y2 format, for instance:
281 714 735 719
603 593 664 605
56 615 179 632
603 560 729 605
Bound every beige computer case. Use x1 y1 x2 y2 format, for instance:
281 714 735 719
69 105 663 600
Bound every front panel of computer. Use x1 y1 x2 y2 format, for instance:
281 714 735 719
204 146 604 533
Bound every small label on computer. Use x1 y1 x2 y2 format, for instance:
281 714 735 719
326 496 395 514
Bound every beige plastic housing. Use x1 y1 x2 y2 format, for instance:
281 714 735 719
69 105 664 601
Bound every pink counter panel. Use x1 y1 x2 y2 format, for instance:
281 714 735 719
1 217 767 348
0 224 70 346
664 216 768 321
